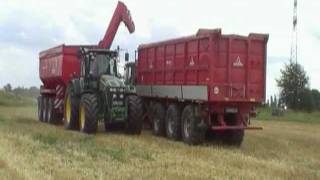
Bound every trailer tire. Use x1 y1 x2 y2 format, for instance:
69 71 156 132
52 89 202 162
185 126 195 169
64 86 79 130
152 102 166 136
38 96 44 122
181 105 205 145
165 104 181 140
79 94 98 134
43 97 49 123
222 114 244 146
223 130 244 146
125 95 143 134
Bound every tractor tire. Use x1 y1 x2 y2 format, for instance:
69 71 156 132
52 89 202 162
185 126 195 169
222 130 244 146
152 102 166 136
79 94 98 134
38 96 44 122
64 86 79 130
181 105 205 145
125 95 143 134
165 104 181 140
43 97 49 123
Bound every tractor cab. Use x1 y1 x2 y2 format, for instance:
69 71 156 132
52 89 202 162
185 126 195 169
78 47 124 91
79 48 118 79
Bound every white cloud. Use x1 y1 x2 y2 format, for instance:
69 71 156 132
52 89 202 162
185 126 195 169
0 0 319 98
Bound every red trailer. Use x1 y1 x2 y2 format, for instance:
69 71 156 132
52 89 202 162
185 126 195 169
38 1 135 124
136 29 268 145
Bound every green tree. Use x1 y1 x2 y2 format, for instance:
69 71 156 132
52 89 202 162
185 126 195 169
311 89 320 110
276 62 310 110
3 83 12 92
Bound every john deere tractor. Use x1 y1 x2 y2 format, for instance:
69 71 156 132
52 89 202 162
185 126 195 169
64 47 143 134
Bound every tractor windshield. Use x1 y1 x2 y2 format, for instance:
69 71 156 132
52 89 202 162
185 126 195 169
91 54 117 77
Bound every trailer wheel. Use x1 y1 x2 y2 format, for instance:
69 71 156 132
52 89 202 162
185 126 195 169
222 114 244 146
152 102 166 136
47 98 53 123
47 98 60 124
43 97 49 123
64 86 79 130
165 104 181 140
38 96 44 122
181 105 205 145
79 94 98 134
125 95 143 134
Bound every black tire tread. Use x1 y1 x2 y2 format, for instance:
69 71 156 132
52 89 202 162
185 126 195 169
64 85 79 130
165 104 181 140
125 95 143 134
152 102 166 136
181 105 205 145
80 94 98 134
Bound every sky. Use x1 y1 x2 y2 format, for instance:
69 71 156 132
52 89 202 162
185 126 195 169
0 0 319 99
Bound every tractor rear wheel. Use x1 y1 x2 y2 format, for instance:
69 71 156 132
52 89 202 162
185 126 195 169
165 104 181 140
181 105 205 145
64 86 79 130
152 102 166 136
125 95 143 134
79 94 98 134
38 96 44 122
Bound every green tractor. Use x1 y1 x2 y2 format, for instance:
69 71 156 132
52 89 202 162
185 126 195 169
64 47 143 134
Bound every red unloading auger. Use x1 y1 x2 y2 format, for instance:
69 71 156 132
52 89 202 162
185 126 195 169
98 1 135 49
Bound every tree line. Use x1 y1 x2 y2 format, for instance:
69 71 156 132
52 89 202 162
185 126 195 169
2 83 40 98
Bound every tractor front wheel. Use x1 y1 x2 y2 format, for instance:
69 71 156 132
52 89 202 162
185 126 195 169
79 94 98 134
125 95 143 134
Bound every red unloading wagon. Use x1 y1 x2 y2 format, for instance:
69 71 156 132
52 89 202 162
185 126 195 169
136 29 268 145
39 45 93 122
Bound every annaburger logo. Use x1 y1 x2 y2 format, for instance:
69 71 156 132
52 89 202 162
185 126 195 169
233 56 243 67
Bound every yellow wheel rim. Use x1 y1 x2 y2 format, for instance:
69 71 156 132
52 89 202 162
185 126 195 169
65 95 71 124
79 104 85 130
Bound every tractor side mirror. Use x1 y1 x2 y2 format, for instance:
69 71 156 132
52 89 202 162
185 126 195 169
125 52 129 62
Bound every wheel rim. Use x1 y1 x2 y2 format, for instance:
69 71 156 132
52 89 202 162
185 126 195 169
65 96 71 124
167 115 174 136
79 104 85 130
154 118 160 132
183 116 191 138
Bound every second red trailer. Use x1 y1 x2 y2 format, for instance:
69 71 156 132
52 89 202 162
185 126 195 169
136 29 268 145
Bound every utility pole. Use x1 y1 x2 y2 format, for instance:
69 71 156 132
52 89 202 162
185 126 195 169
290 0 298 108
290 0 298 65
